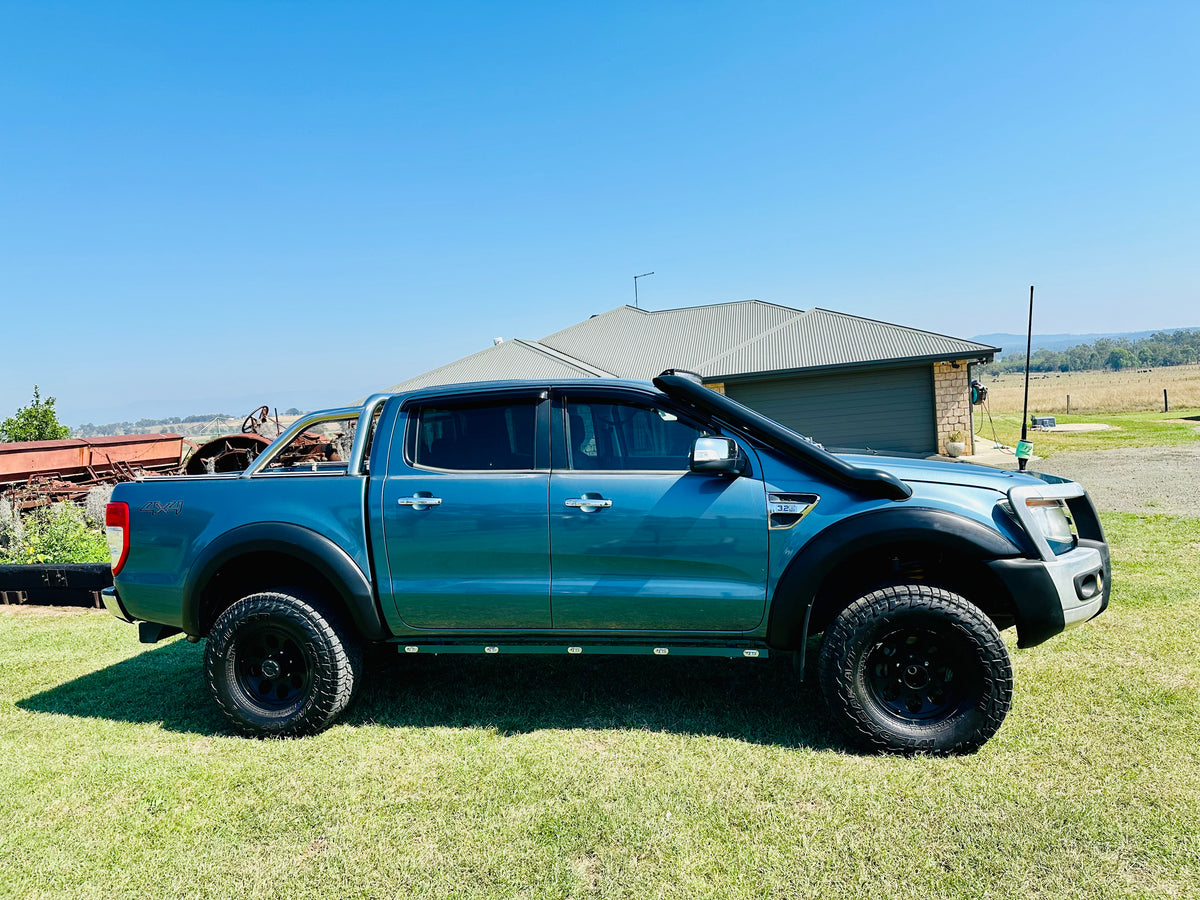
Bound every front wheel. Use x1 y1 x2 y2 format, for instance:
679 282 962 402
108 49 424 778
204 591 363 737
818 585 1013 755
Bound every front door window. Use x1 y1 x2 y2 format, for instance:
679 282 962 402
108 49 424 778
565 400 710 471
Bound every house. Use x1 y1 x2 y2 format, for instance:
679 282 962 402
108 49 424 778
385 301 999 457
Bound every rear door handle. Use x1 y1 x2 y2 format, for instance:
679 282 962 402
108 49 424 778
397 495 442 509
564 497 612 510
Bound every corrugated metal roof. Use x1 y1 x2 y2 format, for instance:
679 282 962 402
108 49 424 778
701 308 999 378
385 338 604 392
385 300 999 391
539 301 800 378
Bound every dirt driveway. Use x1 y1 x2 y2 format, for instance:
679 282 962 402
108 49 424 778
1031 445 1200 517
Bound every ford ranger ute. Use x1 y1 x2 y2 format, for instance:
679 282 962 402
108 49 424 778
102 372 1110 754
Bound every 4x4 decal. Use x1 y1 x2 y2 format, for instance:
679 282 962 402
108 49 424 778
140 500 183 516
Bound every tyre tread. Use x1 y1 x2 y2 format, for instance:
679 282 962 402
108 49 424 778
204 591 363 737
818 584 1013 755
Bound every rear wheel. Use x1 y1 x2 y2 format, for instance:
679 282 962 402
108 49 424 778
204 591 362 737
818 585 1012 755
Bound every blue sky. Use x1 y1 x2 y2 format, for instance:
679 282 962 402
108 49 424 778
2 1 1197 425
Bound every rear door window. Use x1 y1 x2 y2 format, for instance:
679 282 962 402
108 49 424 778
408 399 540 471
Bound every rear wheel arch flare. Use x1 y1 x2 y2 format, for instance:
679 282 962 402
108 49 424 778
184 523 384 641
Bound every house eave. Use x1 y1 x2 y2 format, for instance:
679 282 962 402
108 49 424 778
705 350 997 384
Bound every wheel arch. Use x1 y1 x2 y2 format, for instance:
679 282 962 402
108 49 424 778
767 507 1023 660
183 523 386 641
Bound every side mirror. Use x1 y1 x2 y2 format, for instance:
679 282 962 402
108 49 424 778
690 436 747 476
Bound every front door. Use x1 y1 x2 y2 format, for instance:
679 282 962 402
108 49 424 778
380 392 552 629
549 393 768 632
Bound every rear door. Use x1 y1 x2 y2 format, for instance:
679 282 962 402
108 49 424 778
379 390 552 629
548 389 768 632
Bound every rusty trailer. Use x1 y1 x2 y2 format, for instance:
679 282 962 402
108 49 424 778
0 434 184 484
0 433 186 509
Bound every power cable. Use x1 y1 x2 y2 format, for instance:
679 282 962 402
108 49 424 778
974 392 1007 452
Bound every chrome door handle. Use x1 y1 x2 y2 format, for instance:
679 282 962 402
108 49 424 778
565 497 612 509
397 495 442 508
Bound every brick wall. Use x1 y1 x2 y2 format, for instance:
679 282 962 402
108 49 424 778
932 361 973 455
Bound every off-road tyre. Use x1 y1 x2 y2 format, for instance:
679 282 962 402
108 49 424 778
818 585 1013 755
204 591 363 737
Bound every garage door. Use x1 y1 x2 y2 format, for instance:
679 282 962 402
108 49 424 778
724 366 936 455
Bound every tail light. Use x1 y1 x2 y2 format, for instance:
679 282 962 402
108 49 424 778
105 502 130 575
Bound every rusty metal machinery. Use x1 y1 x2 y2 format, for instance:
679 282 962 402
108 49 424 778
183 406 337 474
0 434 185 509
1 404 331 507
0 403 334 605
183 433 274 475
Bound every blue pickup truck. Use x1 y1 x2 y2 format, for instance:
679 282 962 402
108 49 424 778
102 372 1109 753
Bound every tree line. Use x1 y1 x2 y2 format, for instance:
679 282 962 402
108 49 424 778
989 328 1200 374
1 388 310 441
73 414 233 437
72 408 306 437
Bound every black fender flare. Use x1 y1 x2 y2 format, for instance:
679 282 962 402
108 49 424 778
182 522 386 640
767 506 1023 650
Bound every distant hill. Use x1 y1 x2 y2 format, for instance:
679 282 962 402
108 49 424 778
972 327 1199 357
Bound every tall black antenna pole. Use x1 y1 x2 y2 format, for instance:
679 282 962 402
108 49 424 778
1019 285 1034 472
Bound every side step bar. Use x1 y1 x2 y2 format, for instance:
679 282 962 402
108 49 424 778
392 643 768 659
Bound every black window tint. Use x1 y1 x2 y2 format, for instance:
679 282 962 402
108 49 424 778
412 400 537 471
566 401 709 471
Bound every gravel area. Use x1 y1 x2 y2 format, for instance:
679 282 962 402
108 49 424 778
1031 445 1200 516
1038 423 1115 433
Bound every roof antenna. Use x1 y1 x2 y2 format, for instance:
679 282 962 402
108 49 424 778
633 271 654 308
1017 285 1035 471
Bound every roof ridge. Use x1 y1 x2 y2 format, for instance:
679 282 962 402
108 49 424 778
696 307 807 370
540 305 643 343
806 307 1000 351
381 339 514 391
511 338 615 376
633 298 803 317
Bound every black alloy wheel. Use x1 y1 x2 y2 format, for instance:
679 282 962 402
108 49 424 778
864 624 980 724
233 620 315 710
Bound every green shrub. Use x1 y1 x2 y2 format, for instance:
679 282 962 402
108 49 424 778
0 503 108 565
0 385 71 442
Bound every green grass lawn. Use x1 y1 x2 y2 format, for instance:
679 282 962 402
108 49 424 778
973 407 1200 458
2 513 1197 899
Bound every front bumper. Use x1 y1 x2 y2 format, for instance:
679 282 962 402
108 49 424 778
988 538 1110 648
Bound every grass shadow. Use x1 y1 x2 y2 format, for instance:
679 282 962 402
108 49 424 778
17 638 848 751
349 649 845 750
16 638 229 735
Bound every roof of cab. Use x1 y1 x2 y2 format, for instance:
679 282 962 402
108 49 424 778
384 376 662 403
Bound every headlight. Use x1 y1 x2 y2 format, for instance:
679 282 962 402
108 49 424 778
1024 498 1076 555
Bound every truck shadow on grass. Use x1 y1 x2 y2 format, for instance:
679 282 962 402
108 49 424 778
17 638 847 751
